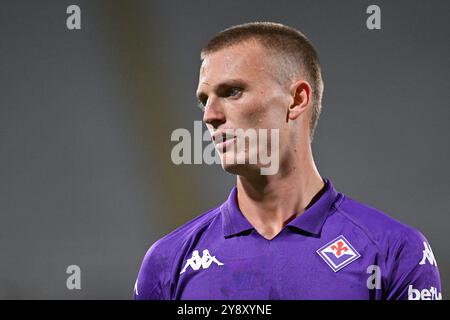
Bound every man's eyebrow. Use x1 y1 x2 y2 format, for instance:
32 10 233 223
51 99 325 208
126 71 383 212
196 79 247 100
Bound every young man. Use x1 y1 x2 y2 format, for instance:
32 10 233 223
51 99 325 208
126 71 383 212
134 22 441 300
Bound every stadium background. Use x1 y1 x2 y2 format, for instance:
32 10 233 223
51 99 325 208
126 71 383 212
0 0 448 299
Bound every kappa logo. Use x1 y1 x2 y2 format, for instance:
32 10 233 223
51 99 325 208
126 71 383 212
419 241 438 267
180 249 224 274
317 235 361 272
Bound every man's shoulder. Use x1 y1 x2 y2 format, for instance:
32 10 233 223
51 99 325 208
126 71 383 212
134 205 223 299
334 195 441 299
334 194 426 249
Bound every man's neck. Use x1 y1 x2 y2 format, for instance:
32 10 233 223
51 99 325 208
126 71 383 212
236 155 324 240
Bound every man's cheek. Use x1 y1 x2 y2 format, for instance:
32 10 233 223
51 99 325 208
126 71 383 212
242 103 268 127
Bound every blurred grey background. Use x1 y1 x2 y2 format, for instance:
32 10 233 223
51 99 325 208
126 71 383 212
0 0 448 299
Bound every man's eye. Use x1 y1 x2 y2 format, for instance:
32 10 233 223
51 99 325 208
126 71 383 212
197 97 207 111
227 87 242 97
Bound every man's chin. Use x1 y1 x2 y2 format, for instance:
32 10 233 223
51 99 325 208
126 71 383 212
221 162 262 177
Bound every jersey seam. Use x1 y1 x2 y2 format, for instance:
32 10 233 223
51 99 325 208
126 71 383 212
333 195 386 258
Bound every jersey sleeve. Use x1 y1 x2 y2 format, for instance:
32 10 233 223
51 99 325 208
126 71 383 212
133 240 170 300
385 229 442 300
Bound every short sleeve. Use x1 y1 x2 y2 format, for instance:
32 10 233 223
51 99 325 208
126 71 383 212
133 241 169 300
386 229 442 300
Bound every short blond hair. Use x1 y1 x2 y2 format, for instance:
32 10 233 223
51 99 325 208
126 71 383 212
201 22 324 143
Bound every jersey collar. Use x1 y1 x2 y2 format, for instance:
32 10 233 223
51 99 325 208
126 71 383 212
221 177 341 238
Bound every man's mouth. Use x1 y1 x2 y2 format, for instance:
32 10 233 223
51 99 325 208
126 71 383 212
213 132 236 152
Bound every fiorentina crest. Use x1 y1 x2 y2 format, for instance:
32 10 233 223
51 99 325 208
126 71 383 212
317 235 361 272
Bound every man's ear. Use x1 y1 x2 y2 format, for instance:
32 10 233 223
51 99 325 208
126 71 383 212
288 80 312 121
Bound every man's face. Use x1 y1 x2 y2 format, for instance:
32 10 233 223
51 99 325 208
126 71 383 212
196 41 291 175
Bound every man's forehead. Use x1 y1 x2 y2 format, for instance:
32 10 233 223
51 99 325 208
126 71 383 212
199 42 270 82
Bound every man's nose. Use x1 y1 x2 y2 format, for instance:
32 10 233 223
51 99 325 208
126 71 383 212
203 98 226 129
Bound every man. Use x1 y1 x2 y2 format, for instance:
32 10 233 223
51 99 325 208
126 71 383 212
134 22 442 299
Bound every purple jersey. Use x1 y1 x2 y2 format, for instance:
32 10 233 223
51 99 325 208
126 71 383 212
133 178 442 300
